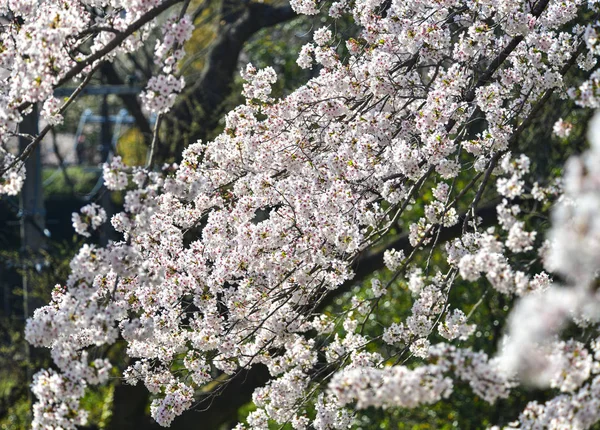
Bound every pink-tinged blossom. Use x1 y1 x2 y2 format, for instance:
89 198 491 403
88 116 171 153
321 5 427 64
297 44 315 69
289 0 318 15
0 149 24 196
72 203 107 237
506 221 537 253
102 156 128 191
241 64 278 103
383 248 404 271
31 369 88 430
553 117 574 138
41 96 64 126
313 27 332 46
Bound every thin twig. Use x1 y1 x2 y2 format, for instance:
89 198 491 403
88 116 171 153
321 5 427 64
146 113 163 169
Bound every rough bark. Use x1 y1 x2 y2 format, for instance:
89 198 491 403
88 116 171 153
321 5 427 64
159 1 296 163
108 366 271 430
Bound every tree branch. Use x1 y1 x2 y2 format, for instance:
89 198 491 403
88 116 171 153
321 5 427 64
160 1 296 162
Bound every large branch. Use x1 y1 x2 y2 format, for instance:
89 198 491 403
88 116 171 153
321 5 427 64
108 365 271 430
159 1 296 162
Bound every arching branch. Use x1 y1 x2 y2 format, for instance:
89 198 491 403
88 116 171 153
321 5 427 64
159 1 297 162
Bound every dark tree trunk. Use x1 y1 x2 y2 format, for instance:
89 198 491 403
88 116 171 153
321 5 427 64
159 2 296 164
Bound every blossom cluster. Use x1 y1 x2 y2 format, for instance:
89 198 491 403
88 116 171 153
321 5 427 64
0 148 25 196
72 203 107 237
140 14 193 114
0 0 186 191
497 112 600 414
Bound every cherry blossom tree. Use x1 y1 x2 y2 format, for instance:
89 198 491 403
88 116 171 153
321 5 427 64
2 0 600 428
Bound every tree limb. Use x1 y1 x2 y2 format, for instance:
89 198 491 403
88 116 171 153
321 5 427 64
160 1 296 162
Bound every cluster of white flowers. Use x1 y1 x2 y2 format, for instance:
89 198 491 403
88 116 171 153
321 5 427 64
383 248 404 271
102 156 129 191
41 96 65 126
154 14 193 70
241 64 278 104
0 149 25 196
72 203 107 237
553 117 574 137
330 344 512 410
31 369 88 430
141 73 186 114
140 14 193 113
0 0 182 194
